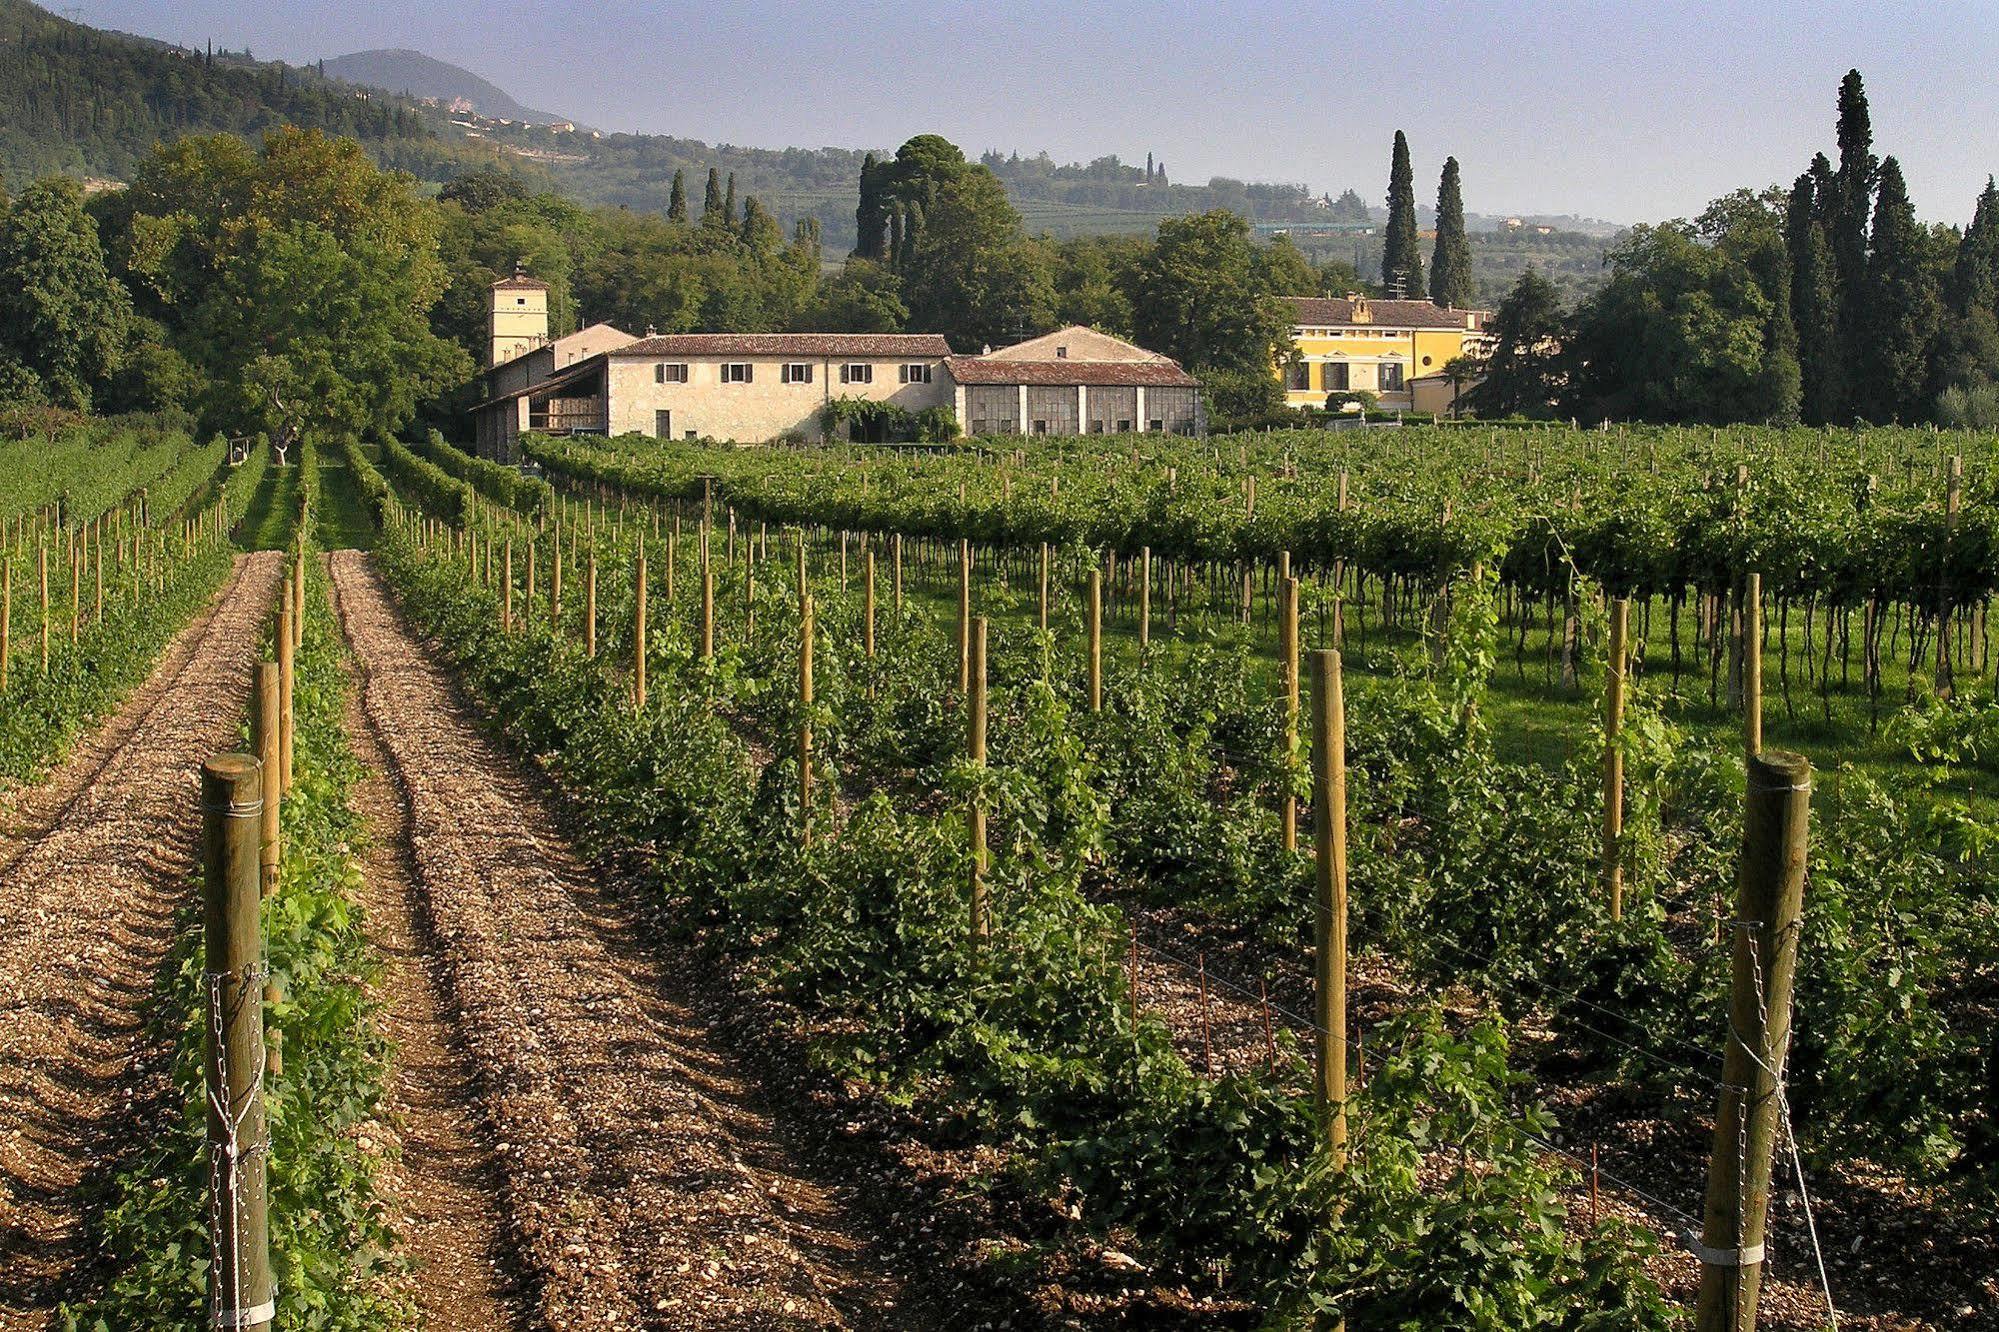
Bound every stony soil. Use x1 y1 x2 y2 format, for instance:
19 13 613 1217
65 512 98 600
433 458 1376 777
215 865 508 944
0 552 282 1329
329 550 919 1330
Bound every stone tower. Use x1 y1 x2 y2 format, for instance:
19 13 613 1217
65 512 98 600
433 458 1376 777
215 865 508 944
488 262 550 368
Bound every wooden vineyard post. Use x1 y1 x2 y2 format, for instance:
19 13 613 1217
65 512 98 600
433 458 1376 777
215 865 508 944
1 555 10 694
1038 542 1050 636
700 531 715 660
1694 750 1812 1332
1603 597 1629 919
550 536 563 630
1938 455 1961 699
1309 649 1349 1158
968 616 990 943
744 542 756 640
1280 571 1301 852
276 584 294 795
893 533 903 615
200 753 275 1332
1087 568 1103 712
253 663 281 898
525 543 537 627
863 549 877 662
585 551 598 658
1743 572 1762 759
292 549 305 651
1139 546 1152 654
957 539 972 697
798 590 814 849
502 541 514 633
39 540 48 672
633 541 648 710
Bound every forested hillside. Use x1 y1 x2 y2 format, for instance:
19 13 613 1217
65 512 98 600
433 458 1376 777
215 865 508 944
0 0 480 185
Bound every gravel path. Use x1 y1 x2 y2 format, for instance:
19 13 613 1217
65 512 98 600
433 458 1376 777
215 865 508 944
0 552 282 1329
329 550 911 1331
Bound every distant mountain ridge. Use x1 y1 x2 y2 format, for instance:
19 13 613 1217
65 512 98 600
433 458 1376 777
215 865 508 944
321 48 567 125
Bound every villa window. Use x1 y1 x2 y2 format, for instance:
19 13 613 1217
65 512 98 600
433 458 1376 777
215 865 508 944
898 363 932 384
722 362 753 384
656 363 688 384
1323 362 1349 391
841 363 874 385
1380 362 1405 392
1285 362 1311 390
781 362 814 384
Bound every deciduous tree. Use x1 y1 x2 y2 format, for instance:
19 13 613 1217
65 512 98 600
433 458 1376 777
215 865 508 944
0 176 130 408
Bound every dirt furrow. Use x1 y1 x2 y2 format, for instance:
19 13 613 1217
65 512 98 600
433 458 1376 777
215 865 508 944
0 552 282 1329
328 550 909 1331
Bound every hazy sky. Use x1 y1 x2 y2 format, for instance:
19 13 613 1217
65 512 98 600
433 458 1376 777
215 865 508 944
71 0 1999 226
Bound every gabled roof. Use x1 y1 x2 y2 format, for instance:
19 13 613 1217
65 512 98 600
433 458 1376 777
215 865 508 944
492 273 550 291
611 333 952 358
945 356 1198 387
981 325 1170 364
1282 296 1488 330
470 358 602 413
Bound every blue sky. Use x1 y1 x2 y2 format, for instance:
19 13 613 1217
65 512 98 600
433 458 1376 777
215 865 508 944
72 0 1999 226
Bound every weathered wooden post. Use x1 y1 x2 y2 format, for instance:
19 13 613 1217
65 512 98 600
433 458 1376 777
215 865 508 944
968 615 989 943
1087 568 1103 712
893 532 904 614
633 540 648 710
1743 572 1762 759
1603 597 1629 919
1309 649 1348 1158
700 531 715 659
1280 571 1300 851
798 590 815 848
502 541 514 633
585 551 598 658
1938 455 1962 698
292 548 305 651
275 585 294 795
1139 546 1152 653
525 542 537 626
957 538 972 696
253 663 281 899
551 535 563 628
1038 542 1050 636
201 753 275 1332
1 555 10 693
1694 750 1812 1332
863 549 877 661
38 540 49 671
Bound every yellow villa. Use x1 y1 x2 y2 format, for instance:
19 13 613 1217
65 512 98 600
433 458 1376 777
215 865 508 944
1278 295 1491 416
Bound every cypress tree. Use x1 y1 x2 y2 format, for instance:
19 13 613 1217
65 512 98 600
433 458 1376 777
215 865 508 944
888 203 905 271
667 168 687 223
1382 130 1423 298
723 172 737 227
1429 156 1474 308
1859 157 1941 422
1832 70 1878 393
1951 176 1999 318
701 167 723 226
855 153 887 259
1787 167 1841 424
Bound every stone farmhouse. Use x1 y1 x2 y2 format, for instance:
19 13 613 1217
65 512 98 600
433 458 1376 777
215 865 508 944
469 271 1203 456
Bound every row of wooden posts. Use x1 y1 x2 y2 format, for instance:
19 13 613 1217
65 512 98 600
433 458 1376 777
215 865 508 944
197 546 304 1332
424 495 1808 1330
0 503 228 693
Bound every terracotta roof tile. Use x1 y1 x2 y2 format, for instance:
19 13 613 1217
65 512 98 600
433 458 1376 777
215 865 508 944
945 356 1198 387
612 333 952 358
492 274 551 291
1282 296 1489 330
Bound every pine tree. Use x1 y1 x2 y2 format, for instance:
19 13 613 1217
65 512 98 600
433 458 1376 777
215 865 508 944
723 172 737 227
1832 70 1878 394
1859 157 1941 422
1786 164 1841 423
667 168 687 224
1428 156 1473 308
701 167 723 226
1382 130 1423 297
854 153 887 259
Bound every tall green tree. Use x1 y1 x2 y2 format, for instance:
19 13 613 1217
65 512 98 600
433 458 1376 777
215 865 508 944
667 169 688 224
1786 162 1842 422
901 168 1052 350
1429 157 1474 309
738 196 782 258
795 259 907 333
1132 210 1290 378
1381 130 1424 298
1832 69 1878 393
854 153 888 259
114 128 466 439
1858 156 1942 422
1951 177 1999 318
0 176 131 408
723 172 738 228
1462 269 1566 418
701 168 724 227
